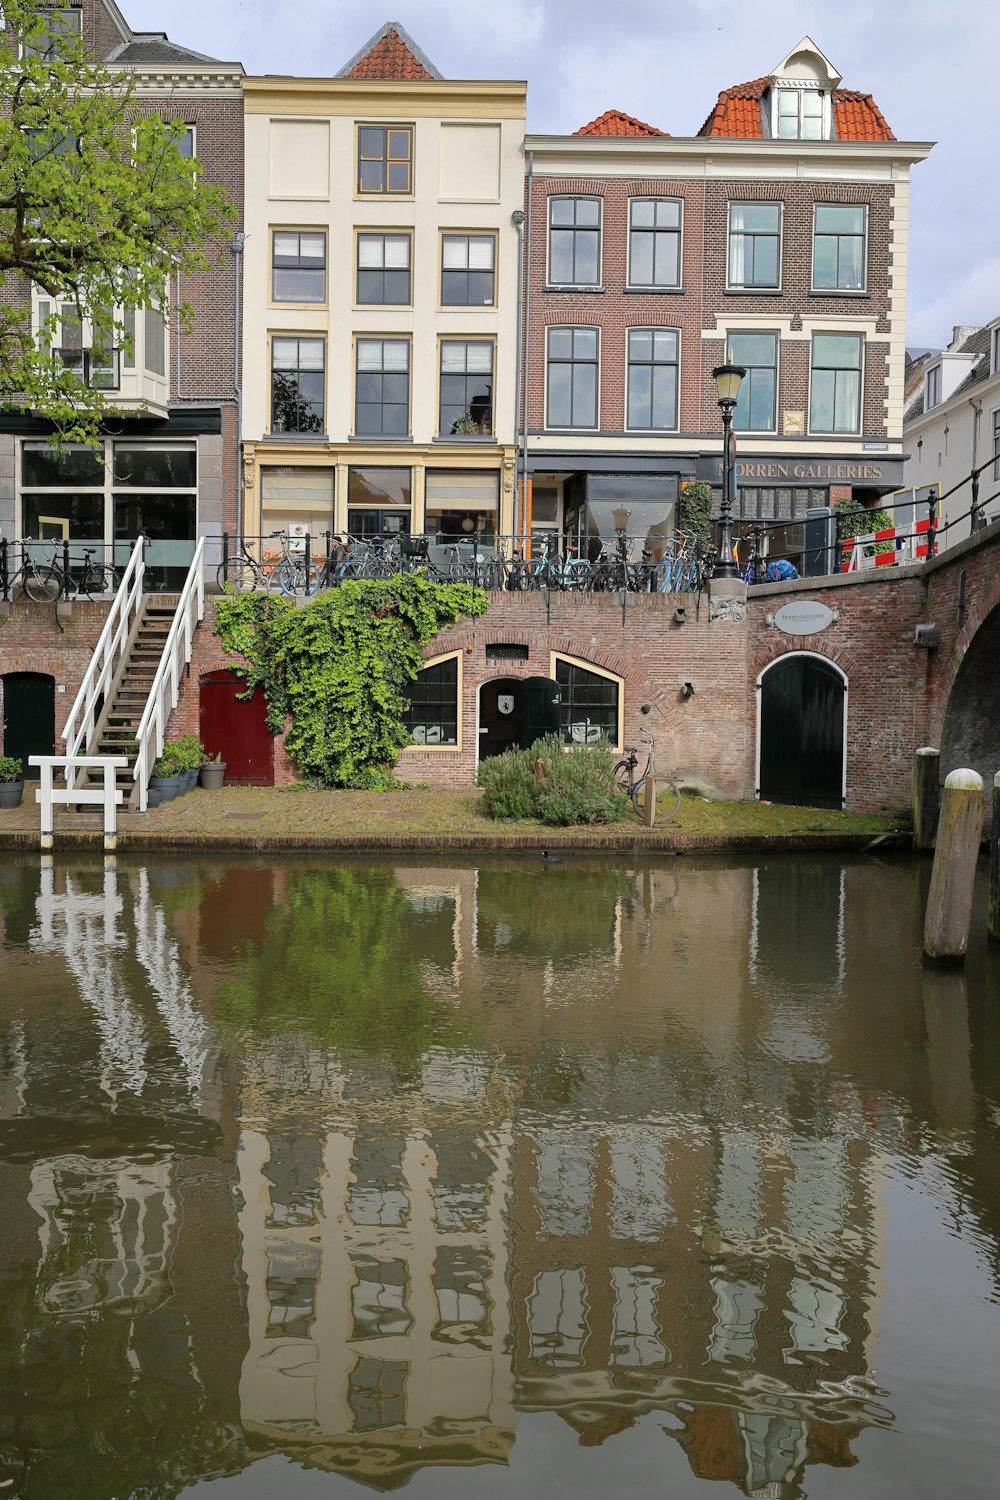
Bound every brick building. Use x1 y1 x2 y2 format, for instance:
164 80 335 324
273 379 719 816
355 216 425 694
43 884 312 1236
520 37 932 570
0 0 244 593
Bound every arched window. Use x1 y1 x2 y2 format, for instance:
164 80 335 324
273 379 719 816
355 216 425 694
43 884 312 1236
404 651 461 748
551 653 623 751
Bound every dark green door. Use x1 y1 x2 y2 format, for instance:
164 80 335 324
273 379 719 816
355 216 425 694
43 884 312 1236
758 655 844 808
2 673 56 779
520 677 562 749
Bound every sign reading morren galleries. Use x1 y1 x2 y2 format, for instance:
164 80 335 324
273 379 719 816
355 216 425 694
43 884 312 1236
773 601 836 636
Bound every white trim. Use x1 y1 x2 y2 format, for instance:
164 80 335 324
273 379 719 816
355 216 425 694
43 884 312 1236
810 201 868 294
624 326 681 434
755 651 847 807
806 331 865 438
544 325 601 432
407 648 463 752
545 194 603 290
625 195 683 291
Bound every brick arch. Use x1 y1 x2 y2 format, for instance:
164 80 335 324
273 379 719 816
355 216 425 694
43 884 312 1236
938 597 1000 797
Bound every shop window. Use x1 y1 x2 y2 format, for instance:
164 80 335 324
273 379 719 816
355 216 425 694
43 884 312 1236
261 466 335 544
347 465 411 539
424 469 499 541
404 654 459 747
553 656 621 748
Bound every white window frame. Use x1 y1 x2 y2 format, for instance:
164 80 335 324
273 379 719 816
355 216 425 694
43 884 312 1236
726 330 780 435
770 83 829 140
626 197 683 291
811 202 868 294
727 202 783 293
546 196 603 289
925 363 941 410
624 327 680 433
405 649 463 753
544 326 600 432
807 331 865 437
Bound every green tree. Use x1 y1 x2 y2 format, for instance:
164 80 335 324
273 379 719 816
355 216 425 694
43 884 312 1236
0 1 235 442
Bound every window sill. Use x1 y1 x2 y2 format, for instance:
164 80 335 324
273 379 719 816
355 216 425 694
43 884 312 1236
348 433 413 443
624 286 685 296
267 430 329 441
432 434 499 445
809 289 871 298
724 287 784 296
543 284 605 294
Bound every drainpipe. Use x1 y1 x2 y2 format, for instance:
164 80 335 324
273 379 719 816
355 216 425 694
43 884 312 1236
230 233 246 538
511 207 525 543
522 150 534 542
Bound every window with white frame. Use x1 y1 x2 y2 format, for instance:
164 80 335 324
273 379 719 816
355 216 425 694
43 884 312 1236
993 327 1000 374
548 197 601 286
993 407 1000 483
626 328 679 431
810 333 863 434
357 232 411 305
272 230 327 303
727 331 778 432
439 340 493 436
546 327 598 429
728 203 781 289
23 7 81 59
773 86 824 139
628 199 682 289
925 364 941 409
34 299 119 390
441 233 495 306
812 204 867 291
355 338 409 436
404 654 459 746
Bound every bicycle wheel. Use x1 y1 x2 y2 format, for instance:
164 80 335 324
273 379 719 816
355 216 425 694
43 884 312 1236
19 565 62 603
659 778 682 822
613 758 634 798
217 557 257 592
80 565 119 599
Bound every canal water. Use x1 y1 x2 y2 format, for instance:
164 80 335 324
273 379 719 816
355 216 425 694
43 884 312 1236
1 852 999 1500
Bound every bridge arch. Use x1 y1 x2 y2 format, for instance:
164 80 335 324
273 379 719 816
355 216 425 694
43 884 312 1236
940 599 1000 796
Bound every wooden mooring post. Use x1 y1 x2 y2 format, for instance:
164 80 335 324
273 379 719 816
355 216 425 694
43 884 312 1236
989 771 1000 943
913 747 940 851
923 769 984 964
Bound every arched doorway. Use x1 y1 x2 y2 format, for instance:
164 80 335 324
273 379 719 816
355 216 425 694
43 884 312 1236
757 653 846 808
477 677 563 762
941 603 1000 812
2 672 56 778
199 670 274 785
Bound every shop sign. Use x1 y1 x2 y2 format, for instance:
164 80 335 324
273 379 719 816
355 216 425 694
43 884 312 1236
773 601 836 636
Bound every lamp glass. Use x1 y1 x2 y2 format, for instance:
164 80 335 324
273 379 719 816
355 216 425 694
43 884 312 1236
612 506 631 533
712 364 746 405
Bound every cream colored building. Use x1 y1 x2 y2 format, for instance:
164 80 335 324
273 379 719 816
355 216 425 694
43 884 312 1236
241 23 526 552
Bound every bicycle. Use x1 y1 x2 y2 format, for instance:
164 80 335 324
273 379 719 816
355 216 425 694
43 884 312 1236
66 546 119 599
217 534 282 593
10 539 63 603
271 532 321 597
613 719 681 821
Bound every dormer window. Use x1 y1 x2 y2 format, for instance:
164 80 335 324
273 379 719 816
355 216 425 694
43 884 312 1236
774 86 825 139
925 365 941 410
993 327 1000 375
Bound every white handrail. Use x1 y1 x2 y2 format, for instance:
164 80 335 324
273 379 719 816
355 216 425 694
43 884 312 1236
61 536 146 788
133 535 206 812
31 755 127 853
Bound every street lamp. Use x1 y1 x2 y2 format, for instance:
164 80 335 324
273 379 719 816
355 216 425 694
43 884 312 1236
711 363 746 579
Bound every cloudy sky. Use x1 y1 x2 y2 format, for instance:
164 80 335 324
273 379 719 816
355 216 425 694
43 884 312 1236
123 0 995 349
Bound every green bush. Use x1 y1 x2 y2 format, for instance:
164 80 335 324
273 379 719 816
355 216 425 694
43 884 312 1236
835 496 894 558
480 734 628 826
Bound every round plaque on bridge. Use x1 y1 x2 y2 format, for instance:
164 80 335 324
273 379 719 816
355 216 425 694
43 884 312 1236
773 600 835 636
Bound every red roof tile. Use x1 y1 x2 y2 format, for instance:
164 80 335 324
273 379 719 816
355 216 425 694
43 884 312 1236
343 27 435 81
574 108 668 138
698 78 894 141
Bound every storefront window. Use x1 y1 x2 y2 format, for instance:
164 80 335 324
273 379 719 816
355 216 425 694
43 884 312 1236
563 473 677 562
404 656 459 746
424 470 499 542
261 467 335 547
347 466 411 540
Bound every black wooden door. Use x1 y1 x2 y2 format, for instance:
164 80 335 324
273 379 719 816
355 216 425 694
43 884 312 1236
2 673 55 778
520 677 562 749
478 677 522 760
759 655 844 808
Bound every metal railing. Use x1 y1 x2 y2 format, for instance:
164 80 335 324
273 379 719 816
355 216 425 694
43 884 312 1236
133 535 206 813
61 536 146 788
31 755 127 853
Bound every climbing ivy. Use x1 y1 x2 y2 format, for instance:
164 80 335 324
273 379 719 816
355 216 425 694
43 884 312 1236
214 575 488 789
679 481 713 544
835 496 895 557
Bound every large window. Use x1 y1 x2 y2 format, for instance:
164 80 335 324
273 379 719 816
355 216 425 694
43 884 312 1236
271 336 325 433
425 470 499 540
774 87 824 139
993 408 1000 483
810 333 863 434
728 203 781 290
272 231 327 303
355 338 409 436
441 234 495 306
357 232 411 305
347 465 411 540
548 197 601 286
405 655 459 746
24 7 81 59
357 124 413 195
546 327 598 429
554 657 621 748
628 199 682 289
439 340 493 436
727 332 778 432
812 205 866 291
627 329 678 431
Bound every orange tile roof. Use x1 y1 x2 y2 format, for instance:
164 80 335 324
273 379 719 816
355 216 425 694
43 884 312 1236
698 78 894 141
574 108 668 138
343 26 436 81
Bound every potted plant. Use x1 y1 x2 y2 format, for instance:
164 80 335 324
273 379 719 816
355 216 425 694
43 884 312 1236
0 755 24 809
149 744 184 803
199 750 227 791
174 735 207 793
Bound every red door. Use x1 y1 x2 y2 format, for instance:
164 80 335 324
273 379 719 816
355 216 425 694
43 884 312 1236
199 671 274 785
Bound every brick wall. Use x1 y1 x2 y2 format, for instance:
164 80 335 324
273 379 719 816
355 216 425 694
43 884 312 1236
0 600 116 754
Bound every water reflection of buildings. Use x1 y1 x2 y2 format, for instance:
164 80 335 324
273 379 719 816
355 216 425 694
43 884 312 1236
5 854 994 1498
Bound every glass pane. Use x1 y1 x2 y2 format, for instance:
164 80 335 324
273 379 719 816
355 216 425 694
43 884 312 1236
113 444 196 488
382 341 409 371
749 369 776 430
465 342 493 372
358 236 383 268
441 343 467 373
629 330 653 362
630 232 654 285
549 198 575 227
387 162 409 192
803 92 823 118
273 232 299 259
299 233 326 263
442 236 467 269
631 199 655 228
388 129 411 160
272 338 299 369
652 366 677 428
467 270 494 306
382 402 408 435
384 236 410 268
357 270 383 303
753 237 779 286
548 362 572 425
22 444 103 487
575 199 600 226
359 127 384 157
356 373 382 403
549 230 575 283
839 237 864 288
814 334 861 370
728 332 776 366
574 328 598 359
816 205 864 234
655 199 681 228
548 328 573 360
298 340 325 371
357 340 383 371
813 237 838 288
652 329 678 361
739 203 781 232
628 364 652 426
384 269 410 303
572 365 597 427
360 160 384 192
348 467 411 505
653 235 680 286
575 232 600 284
273 268 325 302
810 368 836 430
834 369 860 431
382 372 409 403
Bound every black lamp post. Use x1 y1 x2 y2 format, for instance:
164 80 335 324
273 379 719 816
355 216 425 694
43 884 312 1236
711 363 746 579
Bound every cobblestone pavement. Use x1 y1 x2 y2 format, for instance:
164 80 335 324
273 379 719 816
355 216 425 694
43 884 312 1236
0 784 905 853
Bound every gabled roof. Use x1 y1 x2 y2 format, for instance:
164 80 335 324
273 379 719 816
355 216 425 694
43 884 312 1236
574 109 668 138
904 325 995 422
336 20 442 81
698 76 895 140
107 32 223 65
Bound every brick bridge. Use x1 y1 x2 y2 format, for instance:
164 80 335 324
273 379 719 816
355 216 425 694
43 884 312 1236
1 519 998 815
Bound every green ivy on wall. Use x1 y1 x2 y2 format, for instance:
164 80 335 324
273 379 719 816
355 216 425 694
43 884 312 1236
835 496 895 557
214 576 488 789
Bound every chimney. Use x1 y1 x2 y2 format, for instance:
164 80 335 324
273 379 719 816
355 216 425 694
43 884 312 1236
948 325 980 351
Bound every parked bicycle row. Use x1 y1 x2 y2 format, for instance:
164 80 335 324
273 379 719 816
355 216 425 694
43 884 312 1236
0 537 120 603
216 531 714 596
